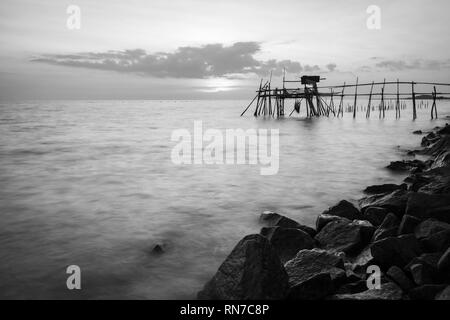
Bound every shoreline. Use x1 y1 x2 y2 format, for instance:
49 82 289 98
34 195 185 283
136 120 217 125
197 121 450 300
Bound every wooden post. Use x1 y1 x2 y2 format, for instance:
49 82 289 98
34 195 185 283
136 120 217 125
431 86 437 119
412 82 417 120
253 79 263 116
396 79 400 118
366 81 374 118
338 82 346 117
353 77 358 118
381 79 386 118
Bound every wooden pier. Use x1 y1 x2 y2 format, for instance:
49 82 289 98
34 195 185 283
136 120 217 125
241 73 450 119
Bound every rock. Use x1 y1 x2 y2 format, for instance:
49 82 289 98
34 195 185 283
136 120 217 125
371 234 422 269
435 286 450 300
151 244 165 254
372 213 400 242
321 200 362 221
315 214 350 232
259 212 316 237
284 249 345 300
359 190 411 217
407 167 450 195
437 247 450 274
438 124 450 135
363 184 407 195
398 215 422 235
406 253 441 274
349 246 374 272
431 151 450 169
363 207 389 227
409 285 447 300
260 227 315 263
197 234 288 300
422 135 450 156
427 206 450 224
329 282 403 300
410 263 434 286
413 130 423 135
387 266 414 292
387 160 426 172
315 220 374 255
415 219 450 252
421 132 440 147
405 192 450 220
335 280 368 295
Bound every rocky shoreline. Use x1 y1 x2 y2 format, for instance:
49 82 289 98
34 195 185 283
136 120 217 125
197 123 450 300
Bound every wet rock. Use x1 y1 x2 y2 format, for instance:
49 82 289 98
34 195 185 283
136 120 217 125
421 132 440 148
415 219 450 251
435 286 450 300
359 189 411 217
431 151 450 169
438 124 450 135
372 213 400 242
284 249 345 300
405 192 450 220
259 212 316 237
335 280 368 295
387 266 414 292
363 207 389 227
421 230 450 252
410 263 434 286
387 160 426 172
409 285 446 300
349 246 374 272
320 200 362 221
371 234 422 269
315 214 350 232
398 215 422 235
406 253 441 274
315 220 374 255
363 183 407 195
329 282 403 300
151 244 165 254
260 226 315 263
197 234 288 300
421 135 450 156
427 206 450 224
413 130 423 135
437 247 450 274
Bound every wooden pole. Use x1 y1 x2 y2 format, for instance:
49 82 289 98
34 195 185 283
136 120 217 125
338 82 346 117
396 79 400 118
353 77 358 118
412 82 417 120
366 81 374 118
431 86 437 119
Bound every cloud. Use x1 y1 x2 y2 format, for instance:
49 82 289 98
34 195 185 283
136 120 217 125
326 63 337 72
375 59 450 71
31 42 330 79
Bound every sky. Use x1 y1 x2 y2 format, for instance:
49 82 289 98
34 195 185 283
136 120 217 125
0 0 449 100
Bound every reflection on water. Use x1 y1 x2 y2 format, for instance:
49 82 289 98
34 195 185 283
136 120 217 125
0 100 448 299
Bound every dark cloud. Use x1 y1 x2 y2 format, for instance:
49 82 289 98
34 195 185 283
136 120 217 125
375 59 450 71
32 42 330 79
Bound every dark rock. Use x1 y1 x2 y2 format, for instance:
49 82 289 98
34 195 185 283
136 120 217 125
284 249 345 300
151 244 165 254
372 213 400 242
259 212 316 237
427 206 450 224
260 227 315 263
422 230 450 252
438 124 450 135
410 263 434 286
349 246 374 272
413 130 423 135
335 280 368 295
437 247 450 274
405 192 450 220
435 286 450 300
409 285 446 300
421 132 439 148
406 253 441 273
315 220 374 255
387 160 426 172
398 215 422 235
387 266 414 292
421 135 450 156
407 167 450 195
359 189 411 217
321 200 362 221
315 214 350 232
329 282 403 300
371 234 422 269
431 151 450 169
197 234 288 300
364 183 407 195
415 219 450 252
363 207 389 226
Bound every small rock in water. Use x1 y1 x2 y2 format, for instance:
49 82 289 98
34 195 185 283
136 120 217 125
151 244 165 254
321 200 362 221
413 130 423 135
363 184 407 195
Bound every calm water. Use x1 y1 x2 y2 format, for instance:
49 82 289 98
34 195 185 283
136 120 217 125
0 100 448 299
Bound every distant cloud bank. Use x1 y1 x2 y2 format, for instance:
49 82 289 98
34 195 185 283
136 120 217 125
31 42 332 79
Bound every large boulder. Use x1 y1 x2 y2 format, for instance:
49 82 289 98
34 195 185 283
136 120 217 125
398 215 422 235
260 227 315 263
284 249 345 300
415 219 450 252
329 282 403 300
259 212 316 237
438 124 450 135
437 247 450 274
363 184 407 195
406 193 450 220
363 207 389 227
372 213 400 242
315 220 374 255
409 285 447 300
387 266 415 292
435 286 450 300
197 234 288 300
410 263 434 286
370 234 422 269
349 246 374 273
315 214 350 232
407 167 450 195
321 200 362 220
431 151 450 169
387 160 426 172
359 190 411 217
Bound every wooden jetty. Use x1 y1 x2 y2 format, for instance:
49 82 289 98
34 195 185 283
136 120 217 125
241 73 450 119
